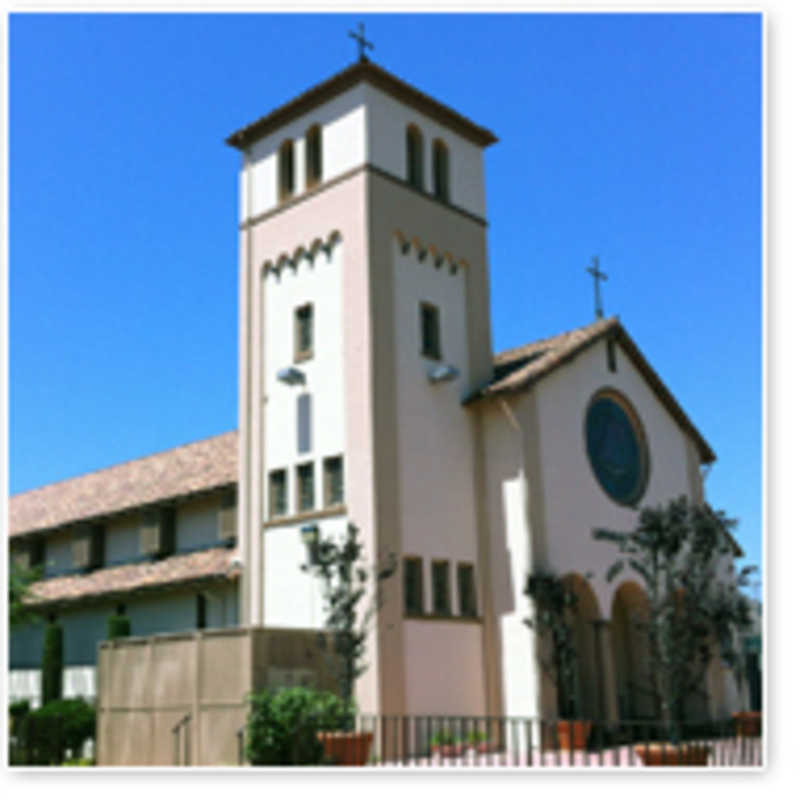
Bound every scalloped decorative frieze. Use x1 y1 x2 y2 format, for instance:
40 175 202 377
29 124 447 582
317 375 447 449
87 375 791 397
392 229 468 275
261 229 342 276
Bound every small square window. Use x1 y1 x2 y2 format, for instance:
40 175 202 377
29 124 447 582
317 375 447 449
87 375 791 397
457 563 478 617
295 304 314 362
420 302 441 360
323 455 344 507
269 469 287 518
432 560 451 616
297 462 315 513
404 557 424 616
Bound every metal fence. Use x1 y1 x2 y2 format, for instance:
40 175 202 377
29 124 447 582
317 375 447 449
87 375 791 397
312 715 763 768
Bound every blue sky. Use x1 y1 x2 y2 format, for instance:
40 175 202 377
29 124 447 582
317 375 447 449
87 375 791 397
9 13 762 578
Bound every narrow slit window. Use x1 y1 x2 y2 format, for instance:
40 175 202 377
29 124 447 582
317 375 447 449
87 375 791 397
196 594 207 630
606 338 617 373
433 139 450 203
420 302 442 360
406 125 424 191
432 560 451 616
297 394 312 454
269 469 287 518
457 563 478 617
404 557 424 616
279 139 295 202
305 125 322 189
297 462 315 513
295 304 313 362
323 455 344 507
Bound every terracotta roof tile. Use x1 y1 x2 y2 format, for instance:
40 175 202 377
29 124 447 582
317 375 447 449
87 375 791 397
25 547 239 607
469 317 715 465
9 431 237 537
226 60 498 150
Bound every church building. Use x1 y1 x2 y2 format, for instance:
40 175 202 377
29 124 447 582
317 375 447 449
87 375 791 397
9 55 745 728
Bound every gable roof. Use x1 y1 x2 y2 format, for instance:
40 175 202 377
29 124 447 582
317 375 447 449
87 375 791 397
226 59 498 150
23 546 239 608
9 431 238 538
468 316 716 465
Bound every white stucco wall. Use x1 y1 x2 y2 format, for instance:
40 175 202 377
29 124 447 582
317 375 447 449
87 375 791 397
532 339 703 619
239 85 368 221
480 402 541 718
263 513 347 629
365 84 487 219
262 240 345 516
403 620 485 715
391 242 481 612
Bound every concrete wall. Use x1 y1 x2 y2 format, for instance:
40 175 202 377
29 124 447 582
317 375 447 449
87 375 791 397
96 627 337 766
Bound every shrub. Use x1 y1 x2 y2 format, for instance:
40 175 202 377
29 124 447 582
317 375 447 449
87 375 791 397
41 623 63 705
24 698 96 765
9 698 31 731
246 686 352 766
107 615 131 640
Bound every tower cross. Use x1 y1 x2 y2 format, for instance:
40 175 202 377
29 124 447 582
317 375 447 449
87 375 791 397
348 22 374 62
586 256 608 320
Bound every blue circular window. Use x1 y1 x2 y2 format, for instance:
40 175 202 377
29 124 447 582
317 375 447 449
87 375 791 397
585 391 648 506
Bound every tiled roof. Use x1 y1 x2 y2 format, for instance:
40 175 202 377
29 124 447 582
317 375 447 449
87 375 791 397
9 431 238 537
226 59 498 150
469 317 716 465
24 547 240 607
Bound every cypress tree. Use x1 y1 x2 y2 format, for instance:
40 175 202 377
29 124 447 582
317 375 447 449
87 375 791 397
41 621 63 705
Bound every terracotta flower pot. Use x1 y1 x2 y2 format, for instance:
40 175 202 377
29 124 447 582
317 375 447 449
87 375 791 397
556 720 592 750
634 742 710 766
732 711 761 737
432 743 465 758
317 731 373 766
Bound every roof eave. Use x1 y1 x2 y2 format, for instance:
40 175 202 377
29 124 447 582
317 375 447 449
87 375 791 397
226 60 498 151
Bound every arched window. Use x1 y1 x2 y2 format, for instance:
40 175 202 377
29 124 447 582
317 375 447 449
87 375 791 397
278 139 294 202
406 125 424 191
433 139 450 203
305 125 322 190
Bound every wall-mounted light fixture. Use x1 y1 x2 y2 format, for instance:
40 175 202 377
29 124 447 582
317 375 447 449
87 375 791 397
427 364 460 383
300 523 320 565
277 366 306 386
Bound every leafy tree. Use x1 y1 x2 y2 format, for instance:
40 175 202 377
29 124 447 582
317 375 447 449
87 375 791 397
594 496 754 741
107 614 131 640
523 571 581 719
246 686 352 765
301 522 397 717
9 560 42 628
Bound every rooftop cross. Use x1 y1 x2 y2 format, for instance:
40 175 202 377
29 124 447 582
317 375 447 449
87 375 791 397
348 22 374 62
586 256 608 320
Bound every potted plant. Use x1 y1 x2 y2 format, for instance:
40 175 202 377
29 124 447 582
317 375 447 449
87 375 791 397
301 522 396 765
594 497 755 766
430 730 464 758
523 571 592 750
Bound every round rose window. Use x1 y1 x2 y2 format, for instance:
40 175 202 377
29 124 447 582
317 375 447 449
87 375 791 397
584 391 649 506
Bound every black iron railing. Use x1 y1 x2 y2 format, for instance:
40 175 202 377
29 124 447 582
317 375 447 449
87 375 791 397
239 714 763 767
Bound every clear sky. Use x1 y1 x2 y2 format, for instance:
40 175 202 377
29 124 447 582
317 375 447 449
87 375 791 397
8 12 762 578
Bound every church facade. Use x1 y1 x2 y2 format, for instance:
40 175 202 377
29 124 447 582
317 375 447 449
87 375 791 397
9 59 745 724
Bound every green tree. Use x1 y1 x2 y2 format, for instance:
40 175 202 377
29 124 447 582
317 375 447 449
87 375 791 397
41 621 64 705
522 571 581 719
301 522 396 717
9 560 41 628
594 496 754 741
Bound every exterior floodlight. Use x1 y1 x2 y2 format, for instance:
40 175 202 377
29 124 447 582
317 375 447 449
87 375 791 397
277 367 306 386
300 524 320 565
427 364 460 383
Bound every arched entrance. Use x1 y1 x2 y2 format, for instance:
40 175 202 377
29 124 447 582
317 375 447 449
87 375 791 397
610 581 653 721
561 574 603 720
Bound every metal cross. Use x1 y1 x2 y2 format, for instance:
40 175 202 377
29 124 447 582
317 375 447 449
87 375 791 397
586 256 608 320
349 22 374 62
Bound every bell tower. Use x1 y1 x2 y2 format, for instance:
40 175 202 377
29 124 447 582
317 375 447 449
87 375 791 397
228 58 498 716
